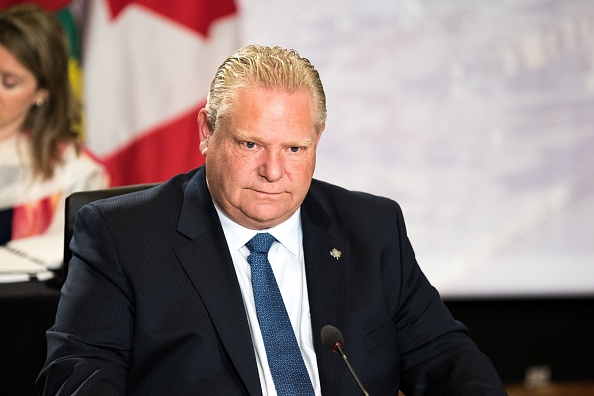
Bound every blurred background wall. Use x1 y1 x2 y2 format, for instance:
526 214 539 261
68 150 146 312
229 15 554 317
236 0 594 299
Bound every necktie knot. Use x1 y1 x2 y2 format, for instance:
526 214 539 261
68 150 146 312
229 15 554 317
246 232 276 255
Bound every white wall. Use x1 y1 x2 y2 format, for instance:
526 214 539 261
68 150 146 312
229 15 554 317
237 0 594 297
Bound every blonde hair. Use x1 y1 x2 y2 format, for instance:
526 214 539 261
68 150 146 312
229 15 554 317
205 44 327 133
0 4 81 180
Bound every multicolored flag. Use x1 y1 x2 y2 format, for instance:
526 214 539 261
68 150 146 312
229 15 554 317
82 0 239 185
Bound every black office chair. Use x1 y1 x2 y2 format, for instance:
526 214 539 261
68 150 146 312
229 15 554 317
63 183 159 280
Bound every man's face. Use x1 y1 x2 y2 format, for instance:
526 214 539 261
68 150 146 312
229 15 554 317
199 87 323 230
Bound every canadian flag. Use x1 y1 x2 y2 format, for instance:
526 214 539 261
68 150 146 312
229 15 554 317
83 0 239 186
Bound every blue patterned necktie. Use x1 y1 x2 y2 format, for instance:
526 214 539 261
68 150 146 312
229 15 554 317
246 232 315 396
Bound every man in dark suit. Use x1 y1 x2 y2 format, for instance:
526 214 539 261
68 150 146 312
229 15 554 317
38 45 506 395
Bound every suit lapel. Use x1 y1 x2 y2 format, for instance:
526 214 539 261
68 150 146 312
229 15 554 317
174 169 262 396
301 190 350 394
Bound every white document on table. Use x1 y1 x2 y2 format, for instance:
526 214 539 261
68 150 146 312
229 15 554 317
0 233 62 282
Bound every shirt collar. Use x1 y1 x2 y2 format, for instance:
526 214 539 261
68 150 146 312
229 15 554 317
214 202 302 256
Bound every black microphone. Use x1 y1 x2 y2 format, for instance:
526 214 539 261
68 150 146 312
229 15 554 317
321 325 370 396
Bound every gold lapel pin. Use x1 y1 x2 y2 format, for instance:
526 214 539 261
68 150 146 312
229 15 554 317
330 248 342 260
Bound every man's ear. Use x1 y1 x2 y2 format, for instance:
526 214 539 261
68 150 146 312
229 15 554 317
197 108 211 157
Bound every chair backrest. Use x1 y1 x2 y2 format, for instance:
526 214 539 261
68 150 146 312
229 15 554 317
63 183 158 280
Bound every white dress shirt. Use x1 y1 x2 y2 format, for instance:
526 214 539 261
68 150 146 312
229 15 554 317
214 204 321 396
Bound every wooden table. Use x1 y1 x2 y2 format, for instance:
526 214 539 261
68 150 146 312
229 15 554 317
506 382 594 396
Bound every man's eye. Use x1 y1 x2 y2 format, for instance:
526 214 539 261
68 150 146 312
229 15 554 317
290 147 300 153
245 142 256 149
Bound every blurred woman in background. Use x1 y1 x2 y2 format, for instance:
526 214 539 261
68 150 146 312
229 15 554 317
0 4 109 246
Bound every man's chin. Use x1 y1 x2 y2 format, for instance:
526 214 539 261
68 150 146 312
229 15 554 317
242 207 294 229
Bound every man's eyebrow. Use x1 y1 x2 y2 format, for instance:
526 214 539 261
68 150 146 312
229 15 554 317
287 138 316 147
233 130 315 147
233 130 257 141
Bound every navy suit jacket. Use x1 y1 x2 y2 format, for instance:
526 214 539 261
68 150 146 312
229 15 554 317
38 166 506 395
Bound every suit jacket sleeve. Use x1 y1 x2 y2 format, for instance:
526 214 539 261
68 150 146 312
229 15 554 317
37 202 131 395
378 200 507 395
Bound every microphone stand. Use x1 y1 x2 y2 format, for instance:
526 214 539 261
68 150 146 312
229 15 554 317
333 342 370 396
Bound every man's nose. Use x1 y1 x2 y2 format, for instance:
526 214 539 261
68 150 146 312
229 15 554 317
259 149 285 181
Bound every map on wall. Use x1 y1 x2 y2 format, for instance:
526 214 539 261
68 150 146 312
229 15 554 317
239 0 594 297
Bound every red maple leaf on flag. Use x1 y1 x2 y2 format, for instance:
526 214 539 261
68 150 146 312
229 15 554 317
105 0 237 37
